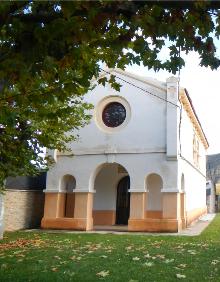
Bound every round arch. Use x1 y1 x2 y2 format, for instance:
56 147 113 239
60 174 76 192
89 162 130 192
91 162 130 226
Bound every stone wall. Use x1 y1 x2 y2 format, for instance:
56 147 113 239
4 189 44 231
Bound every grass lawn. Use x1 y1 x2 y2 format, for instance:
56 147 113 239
0 215 220 282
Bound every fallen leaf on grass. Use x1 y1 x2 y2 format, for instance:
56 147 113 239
132 257 140 261
178 264 187 268
64 270 75 277
143 262 154 267
96 270 110 277
176 274 186 279
51 267 58 272
100 255 108 259
17 259 23 262
187 250 196 255
164 259 174 264
59 261 68 265
156 254 165 259
211 260 219 265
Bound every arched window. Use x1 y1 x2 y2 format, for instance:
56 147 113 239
61 175 76 193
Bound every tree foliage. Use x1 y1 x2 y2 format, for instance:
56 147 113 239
1 1 220 189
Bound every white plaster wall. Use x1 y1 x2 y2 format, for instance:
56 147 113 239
180 107 206 175
93 163 127 210
46 153 178 194
179 159 206 212
45 71 180 195
178 105 207 212
67 71 167 155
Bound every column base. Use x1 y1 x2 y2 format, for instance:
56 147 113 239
128 218 182 232
41 217 93 231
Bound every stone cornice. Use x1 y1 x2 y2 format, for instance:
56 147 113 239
179 88 209 150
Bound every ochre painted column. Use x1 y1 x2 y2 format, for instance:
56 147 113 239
41 192 93 231
180 192 186 229
74 192 93 231
162 192 181 232
129 192 146 219
128 192 146 231
43 192 59 219
41 192 59 229
162 192 180 219
56 192 66 218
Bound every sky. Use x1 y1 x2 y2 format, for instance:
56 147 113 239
126 51 220 155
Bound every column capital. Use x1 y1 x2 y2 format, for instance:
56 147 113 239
73 189 96 193
161 189 179 193
129 189 146 193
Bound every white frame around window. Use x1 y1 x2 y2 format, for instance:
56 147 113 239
94 96 131 133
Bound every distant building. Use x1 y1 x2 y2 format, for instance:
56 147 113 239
206 153 220 212
206 180 215 213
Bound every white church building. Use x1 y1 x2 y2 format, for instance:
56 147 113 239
41 69 208 232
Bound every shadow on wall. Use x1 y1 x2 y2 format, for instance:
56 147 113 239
4 173 46 231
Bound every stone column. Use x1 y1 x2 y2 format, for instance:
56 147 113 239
56 192 66 218
74 192 93 231
128 191 146 231
162 192 179 219
162 192 181 232
180 192 186 229
41 190 93 231
41 192 59 229
43 192 59 219
129 192 146 219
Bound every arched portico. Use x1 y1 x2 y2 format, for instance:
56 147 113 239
92 162 130 227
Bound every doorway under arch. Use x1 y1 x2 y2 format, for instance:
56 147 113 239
116 175 130 225
93 163 130 226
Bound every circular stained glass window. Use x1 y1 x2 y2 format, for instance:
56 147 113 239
102 102 126 128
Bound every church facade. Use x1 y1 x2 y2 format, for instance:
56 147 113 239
41 69 208 232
